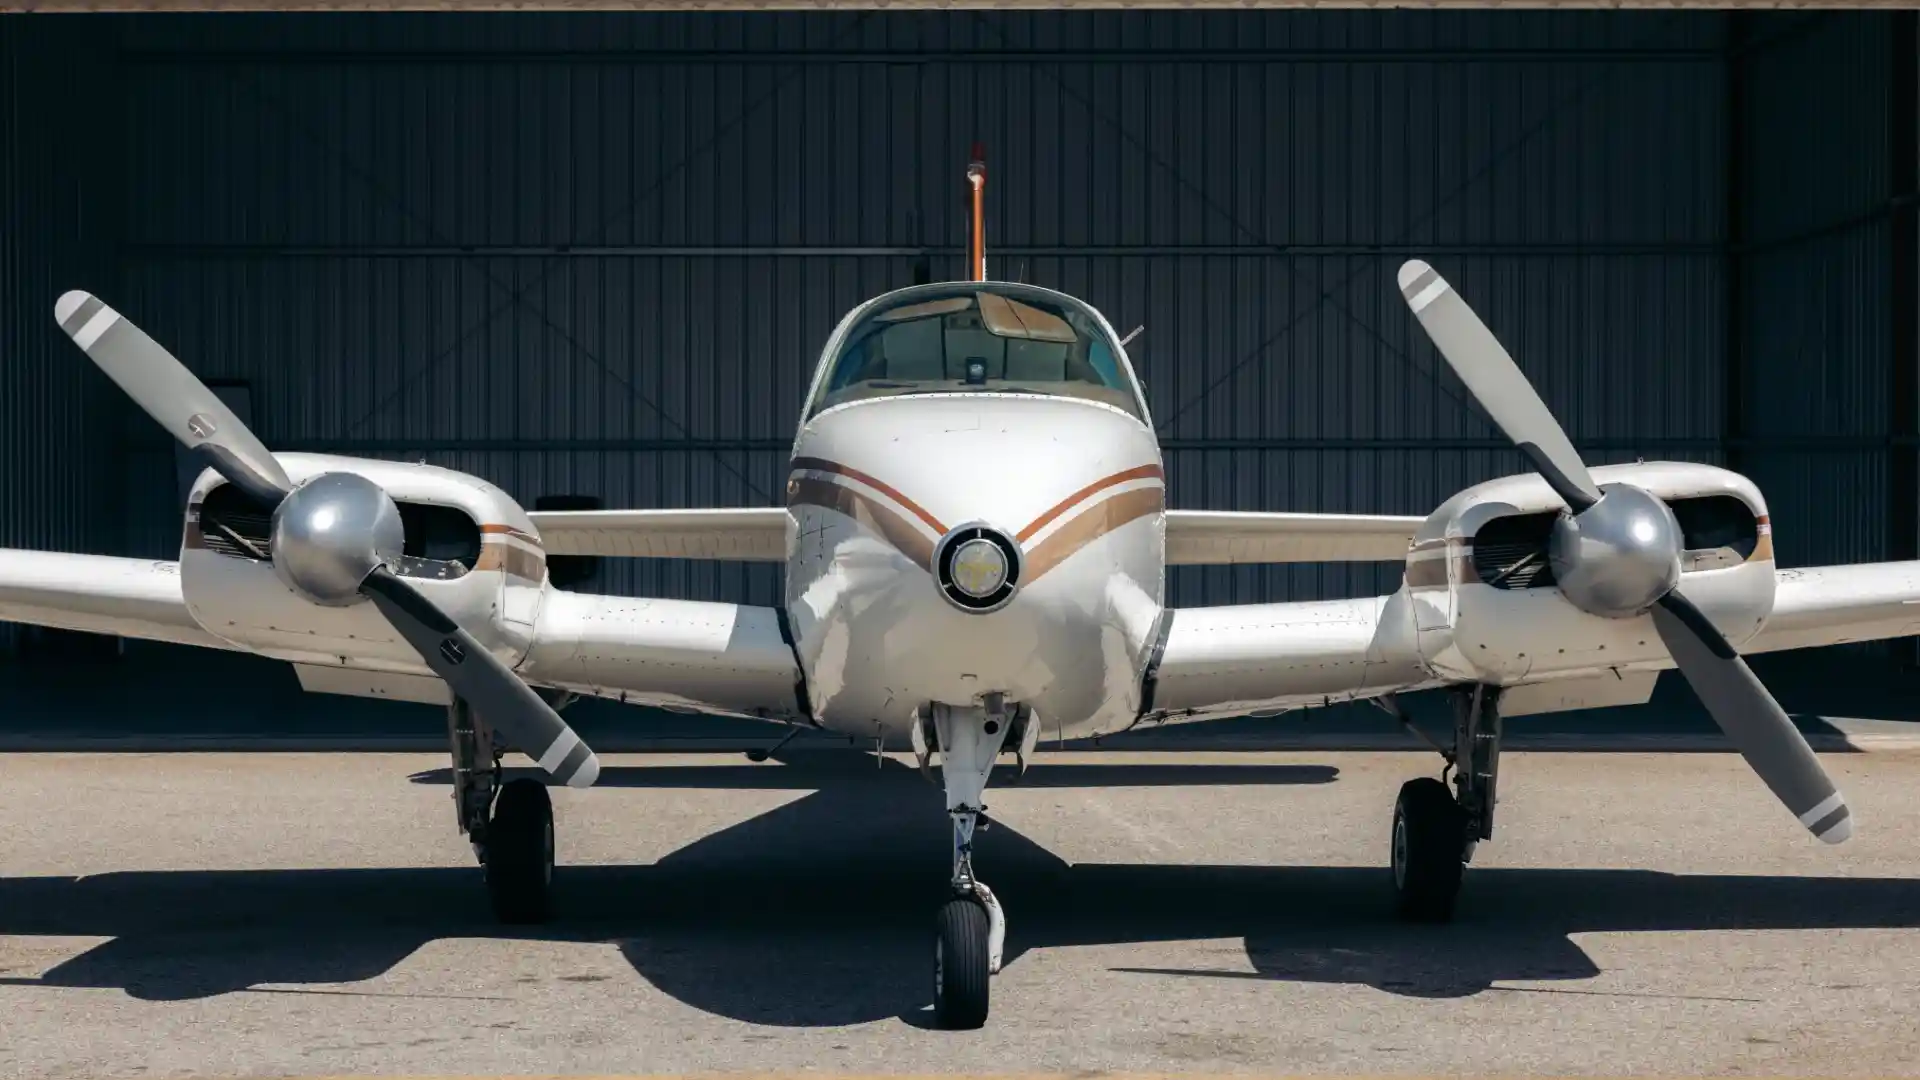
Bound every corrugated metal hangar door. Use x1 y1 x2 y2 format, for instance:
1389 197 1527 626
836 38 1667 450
1 9 1912 638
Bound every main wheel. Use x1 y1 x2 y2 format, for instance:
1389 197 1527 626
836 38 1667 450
933 896 991 1029
487 777 555 925
1392 776 1468 923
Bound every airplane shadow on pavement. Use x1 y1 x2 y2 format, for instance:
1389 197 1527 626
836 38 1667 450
2 753 1917 1026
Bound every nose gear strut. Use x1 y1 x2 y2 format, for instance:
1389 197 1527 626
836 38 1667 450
927 697 1014 1029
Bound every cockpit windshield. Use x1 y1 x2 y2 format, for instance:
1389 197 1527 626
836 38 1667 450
809 286 1142 419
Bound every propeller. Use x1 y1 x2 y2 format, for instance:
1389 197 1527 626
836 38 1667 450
54 291 599 789
1396 261 1850 845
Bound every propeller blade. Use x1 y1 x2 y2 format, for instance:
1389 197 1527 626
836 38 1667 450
1396 261 1603 512
360 567 599 788
1651 592 1850 844
55 290 293 506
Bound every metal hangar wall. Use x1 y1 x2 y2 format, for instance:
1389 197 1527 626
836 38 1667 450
0 10 1912 647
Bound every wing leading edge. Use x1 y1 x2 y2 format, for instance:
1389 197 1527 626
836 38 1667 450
527 508 788 561
1166 510 1423 564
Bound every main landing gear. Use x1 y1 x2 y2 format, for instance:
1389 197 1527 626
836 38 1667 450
920 696 1019 1030
1389 684 1502 923
449 697 556 924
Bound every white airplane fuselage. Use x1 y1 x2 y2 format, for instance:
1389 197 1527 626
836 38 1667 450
781 283 1166 743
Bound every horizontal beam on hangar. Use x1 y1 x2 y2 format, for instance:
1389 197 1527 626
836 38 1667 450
7 0 1916 10
246 436 1920 454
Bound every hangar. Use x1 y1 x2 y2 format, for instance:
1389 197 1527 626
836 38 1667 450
0 2 1914 706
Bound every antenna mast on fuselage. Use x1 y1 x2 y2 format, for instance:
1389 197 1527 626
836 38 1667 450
967 144 987 282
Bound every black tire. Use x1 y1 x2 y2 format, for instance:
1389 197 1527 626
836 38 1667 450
487 777 555 925
1392 776 1468 923
933 896 991 1030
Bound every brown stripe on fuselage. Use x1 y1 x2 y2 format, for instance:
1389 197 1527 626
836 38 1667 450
1750 515 1774 562
790 456 949 537
1023 486 1164 583
474 538 546 582
1017 463 1164 543
480 523 540 545
783 457 1166 583
788 475 938 571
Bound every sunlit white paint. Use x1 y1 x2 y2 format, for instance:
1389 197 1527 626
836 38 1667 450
178 452 539 675
14 284 1920 741
785 392 1166 741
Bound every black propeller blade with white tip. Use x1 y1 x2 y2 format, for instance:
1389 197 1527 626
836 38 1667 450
1649 594 1847 841
55 290 599 789
361 569 598 787
1395 260 1850 844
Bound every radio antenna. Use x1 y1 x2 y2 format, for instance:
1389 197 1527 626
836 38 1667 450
967 144 987 282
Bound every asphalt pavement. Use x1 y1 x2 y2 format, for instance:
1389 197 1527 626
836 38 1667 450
0 747 1917 1076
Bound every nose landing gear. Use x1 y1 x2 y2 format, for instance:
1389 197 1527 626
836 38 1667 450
927 698 1013 1029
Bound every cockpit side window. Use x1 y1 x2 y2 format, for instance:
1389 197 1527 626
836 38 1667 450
811 288 1143 419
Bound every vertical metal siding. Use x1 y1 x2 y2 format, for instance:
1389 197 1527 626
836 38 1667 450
16 10 1733 612
0 17 122 653
1738 13 1896 568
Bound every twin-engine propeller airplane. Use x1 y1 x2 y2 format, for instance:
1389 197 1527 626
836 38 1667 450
5 159 1920 1030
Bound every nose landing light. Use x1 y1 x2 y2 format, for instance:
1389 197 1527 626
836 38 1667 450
935 523 1022 613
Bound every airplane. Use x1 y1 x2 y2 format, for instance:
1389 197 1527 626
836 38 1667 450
5 153 1919 1030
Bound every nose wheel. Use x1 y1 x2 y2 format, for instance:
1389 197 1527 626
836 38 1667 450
934 896 991 1029
926 699 1013 1029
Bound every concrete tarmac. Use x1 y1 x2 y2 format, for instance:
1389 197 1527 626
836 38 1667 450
1 748 1918 1077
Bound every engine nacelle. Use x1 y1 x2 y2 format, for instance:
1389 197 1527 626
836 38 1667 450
179 453 547 680
1405 461 1775 685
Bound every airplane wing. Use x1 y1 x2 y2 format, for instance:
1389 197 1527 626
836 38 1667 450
517 589 803 719
0 549 236 651
0 547 804 722
1165 510 1422 564
526 508 787 561
1149 561 1920 724
1146 592 1436 723
1743 561 1920 654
